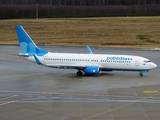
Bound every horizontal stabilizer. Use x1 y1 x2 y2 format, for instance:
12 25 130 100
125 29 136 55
33 54 42 65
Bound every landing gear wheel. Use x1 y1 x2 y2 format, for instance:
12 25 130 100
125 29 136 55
139 73 143 77
77 70 82 76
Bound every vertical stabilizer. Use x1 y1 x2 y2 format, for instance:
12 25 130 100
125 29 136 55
16 25 48 56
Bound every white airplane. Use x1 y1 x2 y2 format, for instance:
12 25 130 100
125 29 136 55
16 25 157 77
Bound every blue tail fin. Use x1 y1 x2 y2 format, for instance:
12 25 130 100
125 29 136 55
16 25 48 56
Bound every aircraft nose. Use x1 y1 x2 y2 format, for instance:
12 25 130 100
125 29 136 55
151 62 157 69
154 63 157 68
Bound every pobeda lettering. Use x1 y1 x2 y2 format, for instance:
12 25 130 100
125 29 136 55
106 56 132 61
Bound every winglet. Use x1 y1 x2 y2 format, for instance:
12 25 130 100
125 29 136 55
16 25 48 56
86 46 93 54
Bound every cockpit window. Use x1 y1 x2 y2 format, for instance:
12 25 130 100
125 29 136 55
144 60 151 63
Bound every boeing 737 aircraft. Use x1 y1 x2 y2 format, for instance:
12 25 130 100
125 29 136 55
16 25 157 77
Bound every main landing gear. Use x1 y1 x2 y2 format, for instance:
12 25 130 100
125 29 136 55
77 70 82 76
139 73 143 77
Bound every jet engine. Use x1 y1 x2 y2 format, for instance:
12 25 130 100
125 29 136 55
84 66 101 75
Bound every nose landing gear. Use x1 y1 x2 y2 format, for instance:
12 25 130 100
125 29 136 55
139 73 143 77
139 70 148 77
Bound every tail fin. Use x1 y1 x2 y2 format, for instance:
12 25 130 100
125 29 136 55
16 25 48 56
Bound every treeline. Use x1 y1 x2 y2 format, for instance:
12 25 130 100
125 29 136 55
0 4 160 19
0 0 160 5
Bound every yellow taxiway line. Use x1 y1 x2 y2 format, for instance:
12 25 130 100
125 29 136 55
83 92 160 120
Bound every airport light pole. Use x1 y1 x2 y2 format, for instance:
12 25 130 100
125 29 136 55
36 1 38 19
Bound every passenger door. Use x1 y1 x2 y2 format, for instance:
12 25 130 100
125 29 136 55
135 59 139 67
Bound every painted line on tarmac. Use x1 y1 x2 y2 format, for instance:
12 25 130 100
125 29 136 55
143 90 159 94
0 90 52 94
1 89 160 99
0 97 45 106
0 95 18 101
82 92 160 120
0 100 18 106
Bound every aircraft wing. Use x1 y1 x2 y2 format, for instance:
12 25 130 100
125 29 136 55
46 64 86 70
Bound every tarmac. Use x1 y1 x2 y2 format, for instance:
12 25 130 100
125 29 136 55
0 45 160 120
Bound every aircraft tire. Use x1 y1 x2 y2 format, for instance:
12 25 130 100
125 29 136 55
139 73 143 77
77 70 82 76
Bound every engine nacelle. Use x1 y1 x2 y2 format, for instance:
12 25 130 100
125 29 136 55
84 66 101 75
